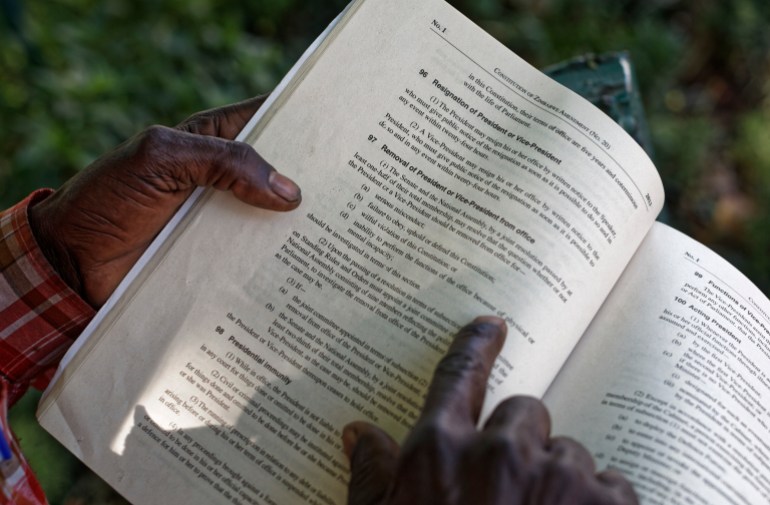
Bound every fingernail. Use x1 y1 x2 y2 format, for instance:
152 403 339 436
473 315 506 330
268 171 301 202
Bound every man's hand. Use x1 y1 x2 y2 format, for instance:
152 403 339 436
343 317 638 505
29 96 300 307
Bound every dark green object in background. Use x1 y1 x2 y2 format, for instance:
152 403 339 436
543 52 654 159
542 52 669 223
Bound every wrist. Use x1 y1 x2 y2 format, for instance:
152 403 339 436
28 196 84 298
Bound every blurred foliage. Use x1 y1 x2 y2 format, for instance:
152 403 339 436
1 0 769 503
0 0 346 206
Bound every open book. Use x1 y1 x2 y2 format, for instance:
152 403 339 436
38 0 770 503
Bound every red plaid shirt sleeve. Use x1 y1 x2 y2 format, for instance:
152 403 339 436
0 190 95 504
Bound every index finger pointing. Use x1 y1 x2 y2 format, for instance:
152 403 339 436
419 316 507 429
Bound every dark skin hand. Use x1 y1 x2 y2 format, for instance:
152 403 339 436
343 317 639 505
29 96 300 307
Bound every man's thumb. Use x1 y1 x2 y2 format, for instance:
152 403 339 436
127 125 301 211
343 421 399 505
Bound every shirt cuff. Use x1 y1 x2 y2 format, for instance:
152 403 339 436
0 190 95 403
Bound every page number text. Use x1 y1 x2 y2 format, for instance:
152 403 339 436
432 19 447 33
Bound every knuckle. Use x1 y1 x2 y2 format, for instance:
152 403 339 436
226 140 255 162
135 125 174 156
181 111 218 134
434 348 483 381
222 142 264 183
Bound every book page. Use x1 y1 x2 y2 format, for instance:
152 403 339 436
241 0 663 405
544 222 770 504
40 0 662 504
